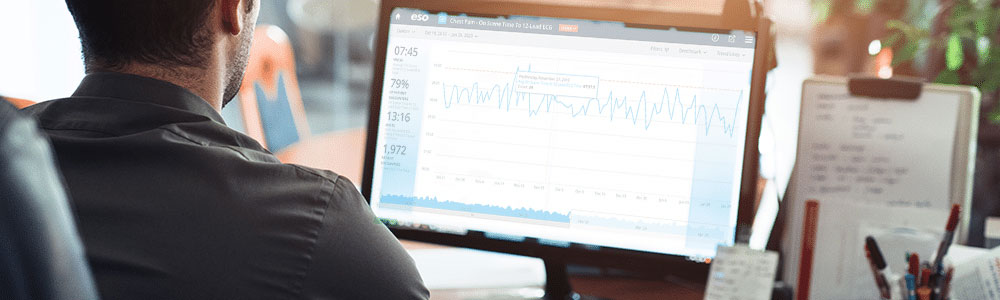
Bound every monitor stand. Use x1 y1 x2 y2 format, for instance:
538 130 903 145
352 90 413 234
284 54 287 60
543 260 608 300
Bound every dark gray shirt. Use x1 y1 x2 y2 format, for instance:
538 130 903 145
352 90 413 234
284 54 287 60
22 72 429 300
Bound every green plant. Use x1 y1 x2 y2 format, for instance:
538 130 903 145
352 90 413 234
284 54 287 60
812 0 881 24
883 0 1000 123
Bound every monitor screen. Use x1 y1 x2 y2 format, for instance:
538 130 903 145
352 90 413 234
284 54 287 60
369 7 756 260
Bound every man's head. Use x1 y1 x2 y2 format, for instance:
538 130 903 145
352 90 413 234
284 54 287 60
64 0 260 108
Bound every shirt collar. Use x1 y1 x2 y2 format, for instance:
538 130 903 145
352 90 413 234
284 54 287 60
72 72 226 124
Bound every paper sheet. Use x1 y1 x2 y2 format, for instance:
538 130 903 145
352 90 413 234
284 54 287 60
407 247 545 290
705 245 779 300
948 244 989 266
951 246 1000 300
782 79 964 292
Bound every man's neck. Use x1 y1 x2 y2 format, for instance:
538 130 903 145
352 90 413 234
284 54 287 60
90 63 225 112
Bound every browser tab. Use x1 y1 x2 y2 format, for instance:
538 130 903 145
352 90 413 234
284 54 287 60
437 12 447 25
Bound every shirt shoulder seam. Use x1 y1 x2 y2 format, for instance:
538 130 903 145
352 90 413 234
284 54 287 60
37 125 117 136
289 173 340 297
157 126 259 161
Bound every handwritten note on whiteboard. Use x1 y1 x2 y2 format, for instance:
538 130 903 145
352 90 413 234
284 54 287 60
796 82 959 209
782 78 971 297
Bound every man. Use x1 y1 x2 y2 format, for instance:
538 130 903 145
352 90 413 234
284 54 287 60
22 0 429 299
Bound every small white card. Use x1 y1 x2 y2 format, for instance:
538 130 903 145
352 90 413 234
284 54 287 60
705 245 779 300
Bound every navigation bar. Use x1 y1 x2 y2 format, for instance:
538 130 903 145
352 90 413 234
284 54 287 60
390 25 755 63
390 8 756 49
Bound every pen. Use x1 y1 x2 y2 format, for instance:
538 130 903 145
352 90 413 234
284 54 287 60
899 276 910 300
865 236 892 299
940 266 954 300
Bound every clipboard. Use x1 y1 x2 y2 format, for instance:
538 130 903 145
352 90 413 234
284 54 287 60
777 75 980 299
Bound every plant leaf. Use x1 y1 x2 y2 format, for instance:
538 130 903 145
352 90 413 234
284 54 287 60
935 70 961 85
990 8 1000 34
978 38 990 63
813 1 832 25
886 20 919 41
976 13 988 35
984 78 1000 94
885 32 902 48
946 33 964 71
892 42 919 66
885 20 909 31
981 63 1000 93
855 0 875 15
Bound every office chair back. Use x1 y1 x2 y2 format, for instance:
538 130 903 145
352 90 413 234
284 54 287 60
0 100 100 300
237 25 311 153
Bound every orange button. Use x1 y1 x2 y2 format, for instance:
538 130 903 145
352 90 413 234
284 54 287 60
558 24 578 32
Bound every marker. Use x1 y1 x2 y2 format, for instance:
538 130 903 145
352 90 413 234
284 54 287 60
898 276 909 300
905 274 917 300
932 204 961 273
932 205 960 299
865 236 892 299
909 253 920 277
920 267 932 287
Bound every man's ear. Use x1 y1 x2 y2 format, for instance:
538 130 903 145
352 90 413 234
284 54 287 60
220 0 244 36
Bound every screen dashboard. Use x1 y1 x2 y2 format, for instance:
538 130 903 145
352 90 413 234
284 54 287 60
369 7 756 261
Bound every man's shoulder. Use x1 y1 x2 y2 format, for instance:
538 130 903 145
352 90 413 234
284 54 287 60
21 96 115 116
155 124 358 203
26 96 361 208
19 97 62 116
283 163 356 194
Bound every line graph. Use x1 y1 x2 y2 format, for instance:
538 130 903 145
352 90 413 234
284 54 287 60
441 65 743 136
381 194 570 223
407 63 744 229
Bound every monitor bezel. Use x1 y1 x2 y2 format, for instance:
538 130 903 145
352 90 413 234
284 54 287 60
362 0 770 279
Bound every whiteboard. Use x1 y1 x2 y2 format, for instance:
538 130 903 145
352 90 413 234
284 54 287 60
779 76 979 299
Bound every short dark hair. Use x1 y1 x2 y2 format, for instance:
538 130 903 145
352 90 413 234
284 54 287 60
64 0 231 70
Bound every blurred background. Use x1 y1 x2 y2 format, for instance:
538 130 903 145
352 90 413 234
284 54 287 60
0 0 997 245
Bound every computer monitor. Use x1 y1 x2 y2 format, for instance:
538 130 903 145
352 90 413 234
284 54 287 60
363 0 769 296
